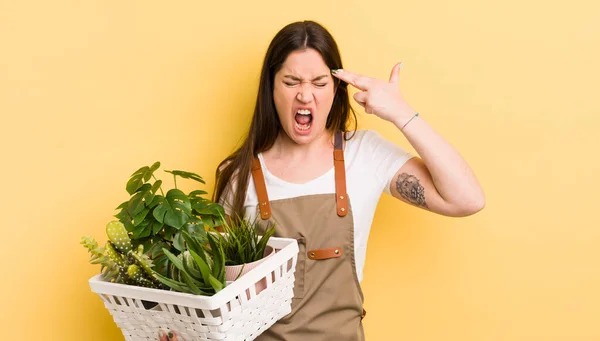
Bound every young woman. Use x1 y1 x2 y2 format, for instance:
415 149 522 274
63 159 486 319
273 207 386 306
160 20 485 341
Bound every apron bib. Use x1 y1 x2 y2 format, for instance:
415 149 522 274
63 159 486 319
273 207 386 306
251 131 366 341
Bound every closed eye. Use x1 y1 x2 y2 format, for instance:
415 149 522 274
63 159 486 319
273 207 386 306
283 82 328 88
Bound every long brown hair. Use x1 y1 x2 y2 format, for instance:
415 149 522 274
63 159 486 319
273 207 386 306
213 20 357 218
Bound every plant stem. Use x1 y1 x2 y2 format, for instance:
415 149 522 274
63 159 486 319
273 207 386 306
152 175 165 196
173 174 177 189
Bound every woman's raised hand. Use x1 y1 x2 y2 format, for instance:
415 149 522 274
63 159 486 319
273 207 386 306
332 63 418 128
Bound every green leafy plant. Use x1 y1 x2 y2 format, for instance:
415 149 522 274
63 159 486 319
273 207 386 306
113 161 225 276
211 215 276 266
152 231 226 296
82 161 226 295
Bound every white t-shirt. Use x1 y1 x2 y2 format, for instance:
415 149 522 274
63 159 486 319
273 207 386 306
223 129 415 282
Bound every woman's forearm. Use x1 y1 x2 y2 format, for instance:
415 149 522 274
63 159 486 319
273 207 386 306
394 113 486 211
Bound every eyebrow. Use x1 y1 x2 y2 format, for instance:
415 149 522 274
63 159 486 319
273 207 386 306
283 75 329 81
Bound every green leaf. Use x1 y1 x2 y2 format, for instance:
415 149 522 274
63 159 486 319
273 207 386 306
201 215 215 228
181 272 206 295
165 170 206 184
132 222 151 239
212 204 225 216
127 191 146 217
257 224 276 259
114 207 131 224
133 207 150 227
153 254 170 276
148 194 162 209
162 248 185 272
149 161 161 174
207 233 225 280
211 215 225 228
126 167 148 194
121 218 134 232
173 231 185 252
191 198 214 215
183 222 207 240
181 230 203 255
152 271 189 293
115 201 128 210
189 190 208 197
152 189 191 229
144 180 162 206
163 225 176 240
151 221 163 235
134 183 152 194
148 241 166 258
127 183 156 218
181 253 203 282
189 249 211 285
208 274 224 292
125 162 160 195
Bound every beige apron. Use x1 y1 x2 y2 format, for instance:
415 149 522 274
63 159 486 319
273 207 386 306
251 131 366 341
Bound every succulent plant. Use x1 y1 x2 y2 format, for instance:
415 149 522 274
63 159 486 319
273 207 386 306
82 221 164 288
81 236 119 282
152 231 226 296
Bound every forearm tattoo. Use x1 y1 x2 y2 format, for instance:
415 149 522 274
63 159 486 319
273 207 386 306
395 173 428 208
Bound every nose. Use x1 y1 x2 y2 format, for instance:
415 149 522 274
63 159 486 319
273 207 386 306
296 83 314 103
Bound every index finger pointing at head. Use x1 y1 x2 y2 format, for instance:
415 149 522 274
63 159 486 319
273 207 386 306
332 69 372 91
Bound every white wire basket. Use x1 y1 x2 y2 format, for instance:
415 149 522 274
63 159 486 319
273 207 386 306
89 237 298 341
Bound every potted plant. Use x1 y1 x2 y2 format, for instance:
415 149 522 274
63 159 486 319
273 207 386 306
81 161 226 294
209 215 277 294
82 162 300 341
81 220 164 291
151 230 226 295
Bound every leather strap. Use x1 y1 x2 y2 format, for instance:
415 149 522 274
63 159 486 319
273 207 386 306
251 130 348 219
307 247 342 260
251 158 272 219
334 131 348 217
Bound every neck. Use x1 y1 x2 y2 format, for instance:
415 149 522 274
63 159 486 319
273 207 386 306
270 130 334 159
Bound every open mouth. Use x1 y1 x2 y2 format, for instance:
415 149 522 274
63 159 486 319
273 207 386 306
294 109 313 131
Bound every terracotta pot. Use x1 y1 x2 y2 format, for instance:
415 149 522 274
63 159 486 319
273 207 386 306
225 245 275 295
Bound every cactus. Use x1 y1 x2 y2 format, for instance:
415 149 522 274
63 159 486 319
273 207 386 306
83 220 165 289
81 236 119 282
105 241 125 267
106 220 132 253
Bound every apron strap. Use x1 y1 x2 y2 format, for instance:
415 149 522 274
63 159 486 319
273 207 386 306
334 131 349 217
251 130 348 219
251 158 272 219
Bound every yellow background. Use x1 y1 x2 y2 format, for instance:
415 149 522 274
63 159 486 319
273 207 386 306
1 0 599 340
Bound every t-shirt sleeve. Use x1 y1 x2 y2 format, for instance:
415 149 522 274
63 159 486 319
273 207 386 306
362 130 415 196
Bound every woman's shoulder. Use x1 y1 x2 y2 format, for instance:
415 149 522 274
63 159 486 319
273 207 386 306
345 129 387 149
345 128 412 161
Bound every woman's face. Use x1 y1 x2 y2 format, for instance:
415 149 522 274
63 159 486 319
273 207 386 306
273 48 336 145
